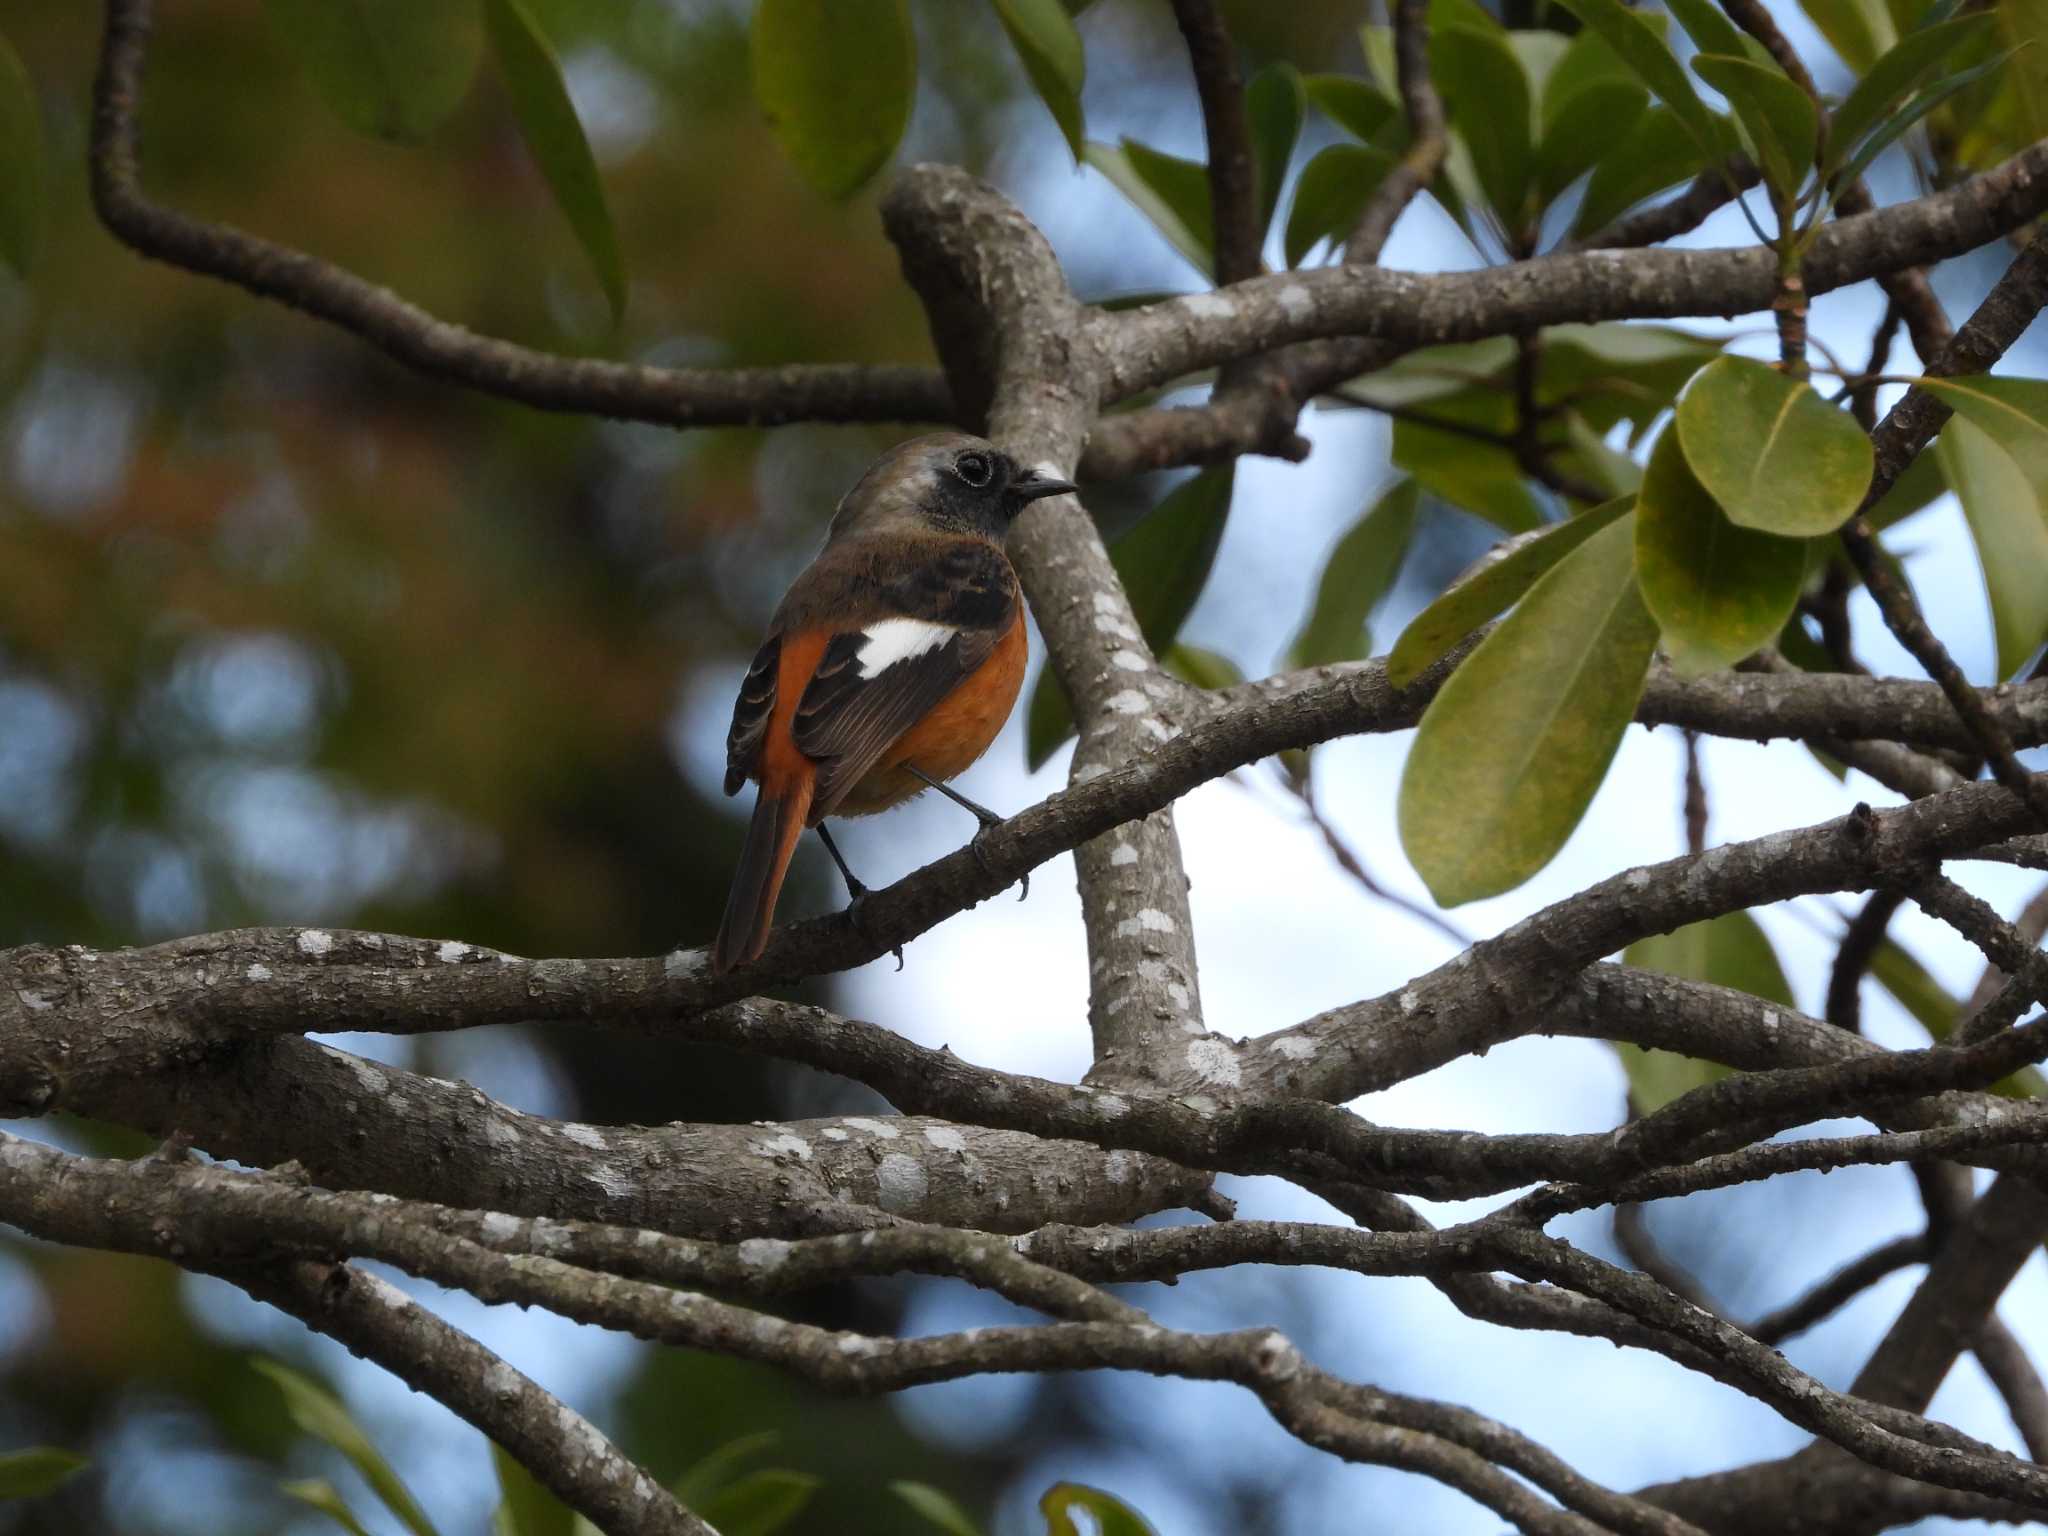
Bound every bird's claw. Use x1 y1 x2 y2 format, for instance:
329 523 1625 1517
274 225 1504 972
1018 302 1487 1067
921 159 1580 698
842 889 905 970
968 822 1028 901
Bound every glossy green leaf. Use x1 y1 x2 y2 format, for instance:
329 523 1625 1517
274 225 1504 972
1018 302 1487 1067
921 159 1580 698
1026 467 1234 767
1433 25 1533 218
1636 427 1806 675
1386 496 1634 687
1933 414 2048 679
891 1482 983 1536
1537 28 1650 202
697 1471 820 1536
1289 480 1420 668
1828 14 1991 173
1551 0 1724 157
1690 53 1818 199
1398 512 1659 905
284 1480 378 1536
1661 0 1755 61
1084 140 1212 274
752 0 915 198
1797 0 1896 72
1675 356 1874 535
1619 910 1793 1110
0 31 41 276
254 1360 442 1536
670 1432 781 1510
1247 63 1305 237
995 0 1086 159
0 1447 86 1501
1163 643 1245 691
1284 144 1394 266
1393 418 1543 534
1570 105 1713 236
485 0 625 323
1306 73 1399 144
492 1443 574 1536
1040 1483 1159 1536
264 0 482 143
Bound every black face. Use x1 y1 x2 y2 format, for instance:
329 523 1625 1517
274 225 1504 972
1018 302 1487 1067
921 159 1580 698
931 446 1075 536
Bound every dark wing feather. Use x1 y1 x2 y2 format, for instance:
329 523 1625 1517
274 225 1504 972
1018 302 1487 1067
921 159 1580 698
724 632 781 795
793 539 1017 816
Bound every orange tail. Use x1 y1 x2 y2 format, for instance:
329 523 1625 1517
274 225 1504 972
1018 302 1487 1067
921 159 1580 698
712 774 815 974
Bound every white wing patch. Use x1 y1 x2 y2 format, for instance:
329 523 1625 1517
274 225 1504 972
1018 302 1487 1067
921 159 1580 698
855 618 956 679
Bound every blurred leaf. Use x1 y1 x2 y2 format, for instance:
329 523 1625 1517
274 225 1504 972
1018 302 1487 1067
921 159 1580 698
1797 0 1896 72
1387 495 1633 686
1933 414 2048 679
1636 427 1806 676
1570 105 1715 236
1393 417 1543 533
1084 139 1213 274
1304 73 1398 143
1288 479 1420 668
1433 25 1533 219
1865 441 1946 530
1284 143 1394 266
697 1470 820 1536
1026 467 1234 767
1537 28 1650 203
1676 357 1873 535
1662 0 1756 61
1398 512 1658 905
1612 1043 1731 1113
1163 643 1245 690
994 0 1087 159
752 0 915 197
484 0 625 323
253 1359 442 1536
1040 1483 1159 1536
1563 414 1644 497
0 30 41 276
1619 911 1792 1110
1552 0 1724 158
1247 62 1306 238
1827 13 1992 173
1690 53 1817 200
283 1479 377 1536
264 0 482 143
670 1431 781 1510
1831 49 2011 199
1870 937 1960 1036
492 1443 574 1536
0 1447 87 1501
891 1482 984 1536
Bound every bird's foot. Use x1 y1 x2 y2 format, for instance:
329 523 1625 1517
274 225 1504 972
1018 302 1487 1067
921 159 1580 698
842 886 905 971
968 816 1028 902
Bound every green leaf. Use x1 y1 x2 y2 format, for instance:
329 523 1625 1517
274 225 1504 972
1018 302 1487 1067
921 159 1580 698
492 1444 574 1536
995 0 1087 160
1305 73 1399 144
1870 937 1959 1036
1620 910 1792 1110
1393 418 1543 534
1247 63 1305 239
1387 495 1634 687
1932 413 2048 679
1828 13 1991 174
670 1432 781 1510
1563 413 1645 497
484 0 625 323
0 1447 86 1501
1433 25 1534 219
1163 643 1245 691
284 1479 378 1536
1570 105 1714 236
253 1359 442 1536
1551 0 1725 158
0 31 42 277
1865 441 1946 530
1675 356 1874 536
697 1470 820 1536
1537 29 1650 203
1636 427 1806 675
1025 467 1234 767
1289 480 1420 668
1083 140 1213 275
1690 53 1818 200
1284 144 1394 266
1831 48 2010 199
264 0 482 143
1398 511 1659 904
752 0 915 198
1661 0 1756 62
1040 1483 1159 1536
1796 0 1896 72
890 1482 983 1536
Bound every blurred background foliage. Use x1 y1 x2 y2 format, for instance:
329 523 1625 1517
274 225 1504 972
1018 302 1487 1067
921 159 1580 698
0 2 1369 1533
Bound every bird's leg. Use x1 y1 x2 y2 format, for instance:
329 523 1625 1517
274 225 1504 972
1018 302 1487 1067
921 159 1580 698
815 823 902 970
904 766 1027 901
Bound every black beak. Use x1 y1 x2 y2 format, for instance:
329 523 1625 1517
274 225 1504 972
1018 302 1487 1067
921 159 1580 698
1009 467 1077 506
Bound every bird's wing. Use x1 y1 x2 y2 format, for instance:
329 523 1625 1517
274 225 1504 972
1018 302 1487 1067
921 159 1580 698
794 538 1018 815
723 631 782 795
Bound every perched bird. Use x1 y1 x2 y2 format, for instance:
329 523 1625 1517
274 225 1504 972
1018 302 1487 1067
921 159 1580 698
711 432 1075 973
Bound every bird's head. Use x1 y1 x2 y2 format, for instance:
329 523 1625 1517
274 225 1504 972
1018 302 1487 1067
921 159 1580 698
827 432 1075 542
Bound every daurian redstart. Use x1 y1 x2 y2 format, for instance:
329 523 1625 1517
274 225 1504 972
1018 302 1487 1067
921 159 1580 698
711 433 1074 973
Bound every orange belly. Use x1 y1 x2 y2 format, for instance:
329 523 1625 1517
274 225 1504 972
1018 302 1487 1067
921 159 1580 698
832 614 1027 817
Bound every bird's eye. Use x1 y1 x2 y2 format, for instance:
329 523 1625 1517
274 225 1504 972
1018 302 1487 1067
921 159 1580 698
953 452 994 488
